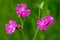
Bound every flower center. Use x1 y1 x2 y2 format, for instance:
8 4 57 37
9 26 13 28
41 22 44 25
21 8 25 11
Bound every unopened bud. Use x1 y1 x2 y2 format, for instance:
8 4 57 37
38 1 44 9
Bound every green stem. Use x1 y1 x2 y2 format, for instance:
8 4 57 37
32 28 38 40
21 30 25 40
10 35 12 40
32 9 40 40
20 18 25 40
38 9 40 19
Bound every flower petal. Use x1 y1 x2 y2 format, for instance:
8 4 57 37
20 4 27 9
21 10 30 18
24 10 30 16
46 15 54 25
43 25 48 30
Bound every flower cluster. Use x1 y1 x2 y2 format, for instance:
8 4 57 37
37 15 54 30
5 4 30 35
5 3 54 35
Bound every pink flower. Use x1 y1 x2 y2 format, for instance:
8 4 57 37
16 4 30 18
46 15 54 25
37 18 49 30
5 20 18 35
37 15 54 30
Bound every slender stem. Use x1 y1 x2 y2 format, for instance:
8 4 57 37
32 9 40 40
38 9 40 19
10 35 12 40
21 30 25 40
20 18 25 40
32 28 38 40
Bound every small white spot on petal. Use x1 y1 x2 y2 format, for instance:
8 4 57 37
51 17 54 20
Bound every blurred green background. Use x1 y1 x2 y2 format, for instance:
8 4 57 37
0 0 60 40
